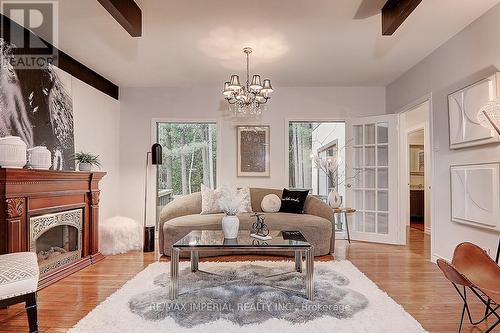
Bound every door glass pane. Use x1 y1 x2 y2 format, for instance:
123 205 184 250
377 190 388 211
354 190 363 210
378 213 388 234
377 168 388 188
354 147 363 167
353 125 363 145
365 212 376 232
377 122 388 144
365 168 375 188
354 212 364 231
353 168 363 188
364 124 375 144
365 190 375 210
365 147 375 166
377 146 388 166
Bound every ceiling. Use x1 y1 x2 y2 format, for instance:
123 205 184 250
6 0 500 88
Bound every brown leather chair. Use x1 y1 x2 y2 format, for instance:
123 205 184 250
437 242 500 333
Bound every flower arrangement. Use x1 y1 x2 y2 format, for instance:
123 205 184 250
218 187 243 216
310 151 346 186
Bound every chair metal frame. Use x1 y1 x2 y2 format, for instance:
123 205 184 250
0 292 38 333
450 283 499 333
438 240 500 333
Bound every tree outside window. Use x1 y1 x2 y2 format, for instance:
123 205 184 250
156 122 217 225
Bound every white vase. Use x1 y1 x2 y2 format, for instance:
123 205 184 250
27 146 52 170
0 136 27 169
222 215 239 239
327 190 342 209
78 163 92 171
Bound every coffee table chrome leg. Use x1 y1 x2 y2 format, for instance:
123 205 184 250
295 250 302 272
305 247 314 301
170 248 179 300
190 250 199 272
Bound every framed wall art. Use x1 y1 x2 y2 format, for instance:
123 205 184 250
450 163 500 232
448 73 500 149
237 126 270 177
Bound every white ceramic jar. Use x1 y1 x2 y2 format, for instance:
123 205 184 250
222 215 240 239
27 146 52 170
0 136 27 169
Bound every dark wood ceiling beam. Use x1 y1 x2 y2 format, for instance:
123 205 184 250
1 13 119 100
382 0 423 35
97 0 142 37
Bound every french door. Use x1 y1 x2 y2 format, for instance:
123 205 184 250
345 114 404 244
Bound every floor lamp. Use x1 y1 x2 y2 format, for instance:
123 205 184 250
477 101 500 316
144 143 162 252
478 101 500 261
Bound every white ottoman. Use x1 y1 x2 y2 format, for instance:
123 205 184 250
0 252 39 333
100 216 143 255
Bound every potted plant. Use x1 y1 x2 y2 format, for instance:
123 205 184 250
74 152 101 171
219 187 243 239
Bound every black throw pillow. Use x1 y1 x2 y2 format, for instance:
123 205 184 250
279 189 309 214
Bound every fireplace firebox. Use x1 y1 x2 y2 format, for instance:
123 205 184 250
30 209 83 276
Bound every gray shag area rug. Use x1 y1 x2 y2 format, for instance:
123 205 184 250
128 263 368 327
69 261 428 333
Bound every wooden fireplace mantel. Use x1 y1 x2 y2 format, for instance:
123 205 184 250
0 168 106 288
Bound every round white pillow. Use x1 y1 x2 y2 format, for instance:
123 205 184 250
261 194 281 213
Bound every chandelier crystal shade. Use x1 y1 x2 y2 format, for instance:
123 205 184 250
223 47 273 115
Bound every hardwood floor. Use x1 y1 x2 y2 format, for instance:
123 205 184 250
0 228 495 332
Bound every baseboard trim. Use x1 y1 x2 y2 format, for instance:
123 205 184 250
431 252 449 264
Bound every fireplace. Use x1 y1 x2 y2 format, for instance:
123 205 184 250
30 209 83 276
0 169 106 288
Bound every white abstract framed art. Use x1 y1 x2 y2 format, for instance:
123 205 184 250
448 73 500 149
450 163 500 232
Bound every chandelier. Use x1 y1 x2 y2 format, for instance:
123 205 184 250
222 47 274 115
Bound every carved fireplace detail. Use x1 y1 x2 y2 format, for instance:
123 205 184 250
0 169 106 289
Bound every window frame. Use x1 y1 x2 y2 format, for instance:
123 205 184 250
150 118 221 226
316 138 339 195
285 118 346 196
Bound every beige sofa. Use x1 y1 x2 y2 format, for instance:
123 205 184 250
159 188 335 257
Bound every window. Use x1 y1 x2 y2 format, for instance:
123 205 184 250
155 122 217 224
288 121 345 199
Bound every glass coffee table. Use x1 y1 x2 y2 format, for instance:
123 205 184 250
170 230 314 300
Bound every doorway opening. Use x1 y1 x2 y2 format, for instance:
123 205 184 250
408 130 425 231
400 100 432 243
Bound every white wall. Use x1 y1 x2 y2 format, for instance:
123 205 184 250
119 86 385 223
387 4 500 260
72 77 121 222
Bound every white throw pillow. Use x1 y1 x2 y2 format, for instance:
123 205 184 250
200 184 224 214
261 194 281 213
238 187 253 213
201 185 253 214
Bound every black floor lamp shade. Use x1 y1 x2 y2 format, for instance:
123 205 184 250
151 143 162 165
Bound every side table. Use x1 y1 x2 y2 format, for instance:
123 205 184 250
333 208 356 243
